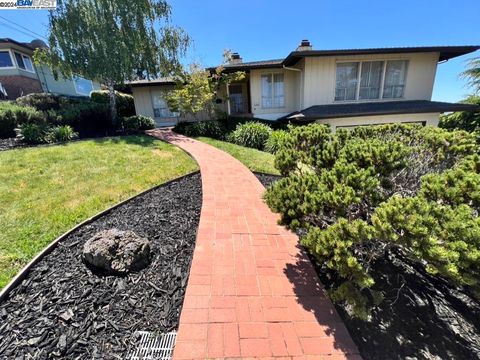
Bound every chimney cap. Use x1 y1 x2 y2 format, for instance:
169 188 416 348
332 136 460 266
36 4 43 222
231 52 241 59
301 39 311 46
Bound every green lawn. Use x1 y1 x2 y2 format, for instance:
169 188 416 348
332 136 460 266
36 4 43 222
197 137 279 175
0 136 197 288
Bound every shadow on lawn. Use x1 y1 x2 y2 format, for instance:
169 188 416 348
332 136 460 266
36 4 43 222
91 134 160 147
288 246 480 360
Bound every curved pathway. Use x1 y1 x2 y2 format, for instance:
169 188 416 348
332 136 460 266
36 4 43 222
148 129 361 360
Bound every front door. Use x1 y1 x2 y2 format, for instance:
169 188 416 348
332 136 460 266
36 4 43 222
229 84 248 114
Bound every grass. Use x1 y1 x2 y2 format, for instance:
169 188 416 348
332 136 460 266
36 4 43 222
197 137 279 175
0 135 198 289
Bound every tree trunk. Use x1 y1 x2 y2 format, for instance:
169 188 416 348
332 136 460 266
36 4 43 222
108 83 118 129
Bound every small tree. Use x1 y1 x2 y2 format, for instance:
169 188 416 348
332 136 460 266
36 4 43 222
35 0 189 126
166 52 245 120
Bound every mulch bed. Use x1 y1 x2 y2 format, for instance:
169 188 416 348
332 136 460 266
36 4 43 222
256 173 480 360
0 173 202 359
0 138 29 151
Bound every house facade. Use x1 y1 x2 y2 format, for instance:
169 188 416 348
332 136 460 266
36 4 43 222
0 38 101 100
131 40 479 129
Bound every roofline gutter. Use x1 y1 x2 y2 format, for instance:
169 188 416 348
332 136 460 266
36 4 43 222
282 65 301 72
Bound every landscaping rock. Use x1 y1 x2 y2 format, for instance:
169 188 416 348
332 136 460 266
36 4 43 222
83 229 151 274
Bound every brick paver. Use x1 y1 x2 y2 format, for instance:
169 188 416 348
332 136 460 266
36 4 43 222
148 129 361 360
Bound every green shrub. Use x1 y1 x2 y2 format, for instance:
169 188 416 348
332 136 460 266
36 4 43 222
16 93 61 112
264 123 479 319
265 129 288 154
173 120 227 139
91 90 135 117
227 121 272 150
59 101 111 137
0 102 46 138
15 123 49 144
0 103 17 138
439 95 480 133
120 115 155 134
45 125 78 143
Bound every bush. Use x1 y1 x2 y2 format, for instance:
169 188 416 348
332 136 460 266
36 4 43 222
0 102 46 138
0 103 17 138
264 123 479 319
45 125 78 143
16 93 61 112
173 120 227 139
265 129 288 154
91 90 135 117
439 95 480 132
15 123 49 144
120 115 155 134
227 122 272 150
59 101 111 138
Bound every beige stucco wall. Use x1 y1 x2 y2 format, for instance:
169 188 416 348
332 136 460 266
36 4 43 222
249 68 301 120
316 112 440 132
303 52 439 108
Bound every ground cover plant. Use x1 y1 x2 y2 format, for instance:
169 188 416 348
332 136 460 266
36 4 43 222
0 136 197 288
264 123 480 319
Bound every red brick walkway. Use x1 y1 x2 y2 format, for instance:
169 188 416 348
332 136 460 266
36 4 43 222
148 129 361 360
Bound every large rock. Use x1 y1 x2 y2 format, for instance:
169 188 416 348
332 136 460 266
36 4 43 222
82 229 151 275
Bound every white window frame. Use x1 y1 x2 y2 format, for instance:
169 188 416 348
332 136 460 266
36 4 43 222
72 76 94 96
261 72 285 109
0 49 16 70
13 51 35 73
334 59 409 102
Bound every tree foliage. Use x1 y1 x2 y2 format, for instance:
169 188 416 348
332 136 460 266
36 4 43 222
165 54 245 119
461 57 480 94
264 123 479 318
36 0 189 123
439 95 480 133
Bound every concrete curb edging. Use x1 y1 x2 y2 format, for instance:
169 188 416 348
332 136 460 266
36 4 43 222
0 171 200 303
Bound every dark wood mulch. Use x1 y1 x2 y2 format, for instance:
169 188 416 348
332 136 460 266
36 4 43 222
0 173 202 359
0 138 29 151
256 173 480 360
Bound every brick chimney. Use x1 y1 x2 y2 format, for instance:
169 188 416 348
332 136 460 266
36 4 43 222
229 52 243 64
296 39 313 51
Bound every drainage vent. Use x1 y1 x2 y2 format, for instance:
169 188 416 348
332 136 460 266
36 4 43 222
129 331 177 360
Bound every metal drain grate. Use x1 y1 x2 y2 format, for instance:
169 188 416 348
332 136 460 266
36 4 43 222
128 331 177 360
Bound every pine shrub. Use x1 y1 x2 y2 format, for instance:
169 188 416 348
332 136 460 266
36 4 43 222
173 120 227 139
264 123 479 318
265 129 288 154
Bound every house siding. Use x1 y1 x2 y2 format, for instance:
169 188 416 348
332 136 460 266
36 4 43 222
249 68 301 120
0 75 43 99
36 65 101 97
302 52 440 108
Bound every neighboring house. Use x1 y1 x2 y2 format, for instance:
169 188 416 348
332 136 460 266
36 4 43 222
0 38 101 100
131 40 479 130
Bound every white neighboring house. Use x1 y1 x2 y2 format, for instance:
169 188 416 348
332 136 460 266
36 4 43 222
130 40 479 130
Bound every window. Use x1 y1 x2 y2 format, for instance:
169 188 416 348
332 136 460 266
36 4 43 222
261 73 284 108
0 51 13 68
14 52 34 72
335 60 408 101
359 61 383 100
335 62 358 101
73 76 93 95
152 93 178 118
383 60 408 99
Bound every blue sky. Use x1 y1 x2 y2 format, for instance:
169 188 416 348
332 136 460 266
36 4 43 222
1 0 479 102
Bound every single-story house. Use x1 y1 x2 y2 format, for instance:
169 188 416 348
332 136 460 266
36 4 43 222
0 38 101 100
130 40 479 130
